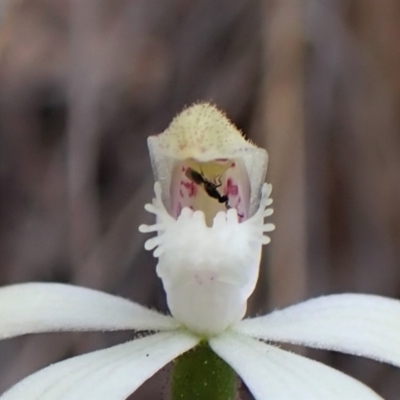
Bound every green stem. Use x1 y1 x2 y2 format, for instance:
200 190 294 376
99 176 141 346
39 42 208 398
171 341 237 400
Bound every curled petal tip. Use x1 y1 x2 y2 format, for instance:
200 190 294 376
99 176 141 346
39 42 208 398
144 203 157 214
138 224 149 233
263 209 274 217
261 236 271 245
193 210 206 223
144 237 161 251
179 207 194 219
263 223 275 233
153 247 164 258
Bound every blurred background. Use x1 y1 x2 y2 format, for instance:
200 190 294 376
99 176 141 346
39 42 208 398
0 0 400 398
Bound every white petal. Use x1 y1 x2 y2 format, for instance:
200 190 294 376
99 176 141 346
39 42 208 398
234 294 400 367
210 332 383 400
0 283 179 339
1 331 199 400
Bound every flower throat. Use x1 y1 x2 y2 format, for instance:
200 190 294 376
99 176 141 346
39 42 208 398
170 158 250 226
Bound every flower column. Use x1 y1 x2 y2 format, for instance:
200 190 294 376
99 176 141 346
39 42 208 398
140 103 274 399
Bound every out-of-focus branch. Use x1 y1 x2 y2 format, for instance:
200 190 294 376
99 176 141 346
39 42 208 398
303 1 345 296
257 0 307 309
67 0 101 280
0 0 22 58
81 178 153 291
0 0 16 23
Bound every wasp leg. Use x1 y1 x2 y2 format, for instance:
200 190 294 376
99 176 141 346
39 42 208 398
213 174 223 188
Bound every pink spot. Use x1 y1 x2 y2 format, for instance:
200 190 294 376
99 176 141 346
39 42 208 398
226 179 239 196
182 180 197 197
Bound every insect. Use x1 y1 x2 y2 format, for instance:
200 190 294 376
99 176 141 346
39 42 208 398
185 168 230 209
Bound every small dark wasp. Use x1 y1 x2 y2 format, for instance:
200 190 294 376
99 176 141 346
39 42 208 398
185 167 230 209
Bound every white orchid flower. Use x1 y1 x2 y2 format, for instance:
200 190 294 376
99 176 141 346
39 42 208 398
0 104 399 399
